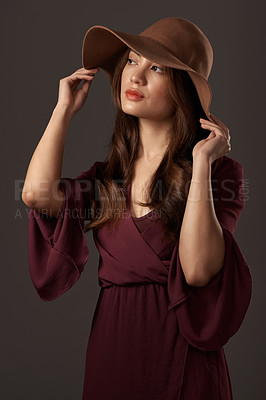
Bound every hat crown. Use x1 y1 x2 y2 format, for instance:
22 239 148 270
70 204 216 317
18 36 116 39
140 17 213 79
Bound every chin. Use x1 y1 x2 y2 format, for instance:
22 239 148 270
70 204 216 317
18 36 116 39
123 110 139 118
121 104 138 117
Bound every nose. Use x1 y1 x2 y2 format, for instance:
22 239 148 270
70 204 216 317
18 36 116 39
130 69 146 85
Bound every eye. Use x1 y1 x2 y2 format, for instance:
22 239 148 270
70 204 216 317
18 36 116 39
127 58 164 72
151 65 164 72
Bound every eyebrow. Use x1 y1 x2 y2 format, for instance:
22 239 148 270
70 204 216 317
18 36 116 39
129 49 141 57
128 49 165 68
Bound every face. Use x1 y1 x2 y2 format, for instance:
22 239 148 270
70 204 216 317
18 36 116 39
120 49 175 122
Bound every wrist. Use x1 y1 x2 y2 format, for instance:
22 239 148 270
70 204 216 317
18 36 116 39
193 151 211 167
192 152 211 181
53 104 74 122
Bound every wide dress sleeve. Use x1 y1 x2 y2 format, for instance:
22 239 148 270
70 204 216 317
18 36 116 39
28 161 102 302
167 156 252 351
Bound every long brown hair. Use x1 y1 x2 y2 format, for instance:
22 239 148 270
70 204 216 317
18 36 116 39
84 47 210 246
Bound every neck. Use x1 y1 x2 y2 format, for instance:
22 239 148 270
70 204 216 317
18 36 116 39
137 117 173 161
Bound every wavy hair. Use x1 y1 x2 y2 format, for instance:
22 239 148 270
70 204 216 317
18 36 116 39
84 47 210 246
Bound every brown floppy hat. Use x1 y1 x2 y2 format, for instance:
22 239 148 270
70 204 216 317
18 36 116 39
82 17 214 122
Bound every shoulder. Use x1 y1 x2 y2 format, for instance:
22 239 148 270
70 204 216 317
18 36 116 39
75 160 108 181
210 156 246 232
211 155 245 212
211 155 243 181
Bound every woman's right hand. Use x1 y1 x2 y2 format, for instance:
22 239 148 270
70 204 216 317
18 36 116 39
56 67 100 117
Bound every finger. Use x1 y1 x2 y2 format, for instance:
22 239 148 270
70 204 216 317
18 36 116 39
200 122 221 131
65 75 95 90
76 67 99 72
70 74 96 81
209 113 228 131
201 124 228 141
199 119 220 129
226 145 232 156
71 80 80 90
200 119 230 141
201 115 223 130
207 131 216 138
84 67 99 71
72 71 97 77
72 70 99 79
201 125 226 139
80 79 91 95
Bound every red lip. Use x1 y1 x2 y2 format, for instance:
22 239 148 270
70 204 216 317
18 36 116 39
126 89 144 98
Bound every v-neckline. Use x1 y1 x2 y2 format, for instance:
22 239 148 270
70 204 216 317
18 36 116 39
126 182 155 220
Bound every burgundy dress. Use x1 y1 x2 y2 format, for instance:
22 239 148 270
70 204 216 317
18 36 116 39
28 156 252 400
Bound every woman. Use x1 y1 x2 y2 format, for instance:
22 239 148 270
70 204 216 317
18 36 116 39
23 17 252 400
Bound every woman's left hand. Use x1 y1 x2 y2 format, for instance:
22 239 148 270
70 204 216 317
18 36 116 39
192 113 231 164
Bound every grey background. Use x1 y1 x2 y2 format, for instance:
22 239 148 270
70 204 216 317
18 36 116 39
1 0 265 399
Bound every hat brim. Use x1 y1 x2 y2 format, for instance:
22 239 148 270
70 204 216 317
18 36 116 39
82 25 213 122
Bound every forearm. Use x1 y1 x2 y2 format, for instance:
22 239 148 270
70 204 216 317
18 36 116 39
22 105 72 206
178 154 225 287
